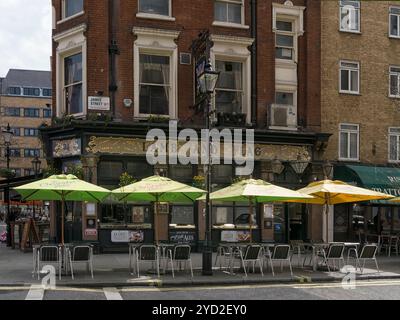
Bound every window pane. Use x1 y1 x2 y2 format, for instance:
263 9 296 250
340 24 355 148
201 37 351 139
212 206 234 225
340 132 348 158
390 74 399 95
391 15 399 36
341 69 349 91
214 2 227 22
126 161 154 180
276 48 293 60
139 0 169 16
216 61 242 90
65 0 83 17
215 90 242 114
227 3 241 24
140 54 170 85
340 6 359 31
390 135 398 161
276 21 293 32
350 70 359 92
139 85 169 115
65 53 82 85
65 83 83 114
350 132 358 159
98 161 124 181
276 34 294 47
276 92 294 105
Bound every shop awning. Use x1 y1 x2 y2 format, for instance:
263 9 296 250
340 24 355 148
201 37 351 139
334 165 400 204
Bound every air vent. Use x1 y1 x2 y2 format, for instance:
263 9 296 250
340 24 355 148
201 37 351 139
180 53 192 65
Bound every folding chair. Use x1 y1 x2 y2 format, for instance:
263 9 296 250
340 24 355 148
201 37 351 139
68 245 94 280
349 244 380 274
266 245 293 277
234 245 264 277
168 245 193 279
37 245 62 280
136 245 160 278
319 243 345 272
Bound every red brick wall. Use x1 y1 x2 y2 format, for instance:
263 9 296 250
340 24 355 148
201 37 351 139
51 0 321 132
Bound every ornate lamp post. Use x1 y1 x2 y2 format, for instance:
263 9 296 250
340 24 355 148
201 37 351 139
290 154 310 183
2 123 14 246
199 61 220 276
322 160 334 180
31 156 42 178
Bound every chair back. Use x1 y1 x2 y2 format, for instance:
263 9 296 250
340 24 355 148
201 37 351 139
360 244 378 259
139 245 158 261
72 246 91 261
327 244 345 258
40 246 59 262
173 245 191 260
243 245 262 260
272 245 290 260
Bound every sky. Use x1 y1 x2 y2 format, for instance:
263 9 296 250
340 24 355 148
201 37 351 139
0 0 51 77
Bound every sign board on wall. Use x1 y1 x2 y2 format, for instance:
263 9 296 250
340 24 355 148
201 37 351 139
85 229 98 237
111 230 144 243
221 230 251 243
88 96 111 111
52 138 82 158
169 230 196 244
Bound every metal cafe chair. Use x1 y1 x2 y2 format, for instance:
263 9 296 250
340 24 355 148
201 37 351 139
37 245 62 280
266 245 293 277
167 245 193 279
68 245 94 280
348 244 380 274
136 245 160 278
214 244 234 271
233 245 264 277
319 243 345 272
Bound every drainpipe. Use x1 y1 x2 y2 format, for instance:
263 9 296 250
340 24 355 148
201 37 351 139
108 0 119 118
250 0 257 126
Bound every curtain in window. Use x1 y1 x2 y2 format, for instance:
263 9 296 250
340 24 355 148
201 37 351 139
64 53 83 114
390 135 398 161
214 1 227 22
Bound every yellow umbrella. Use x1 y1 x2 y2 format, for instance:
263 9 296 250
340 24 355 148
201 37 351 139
389 197 400 202
289 180 394 242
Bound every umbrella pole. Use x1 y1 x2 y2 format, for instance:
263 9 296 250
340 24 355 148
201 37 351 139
249 197 253 244
155 195 159 245
61 195 65 246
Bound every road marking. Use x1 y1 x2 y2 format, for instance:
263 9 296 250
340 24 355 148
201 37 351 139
103 287 123 300
25 285 45 300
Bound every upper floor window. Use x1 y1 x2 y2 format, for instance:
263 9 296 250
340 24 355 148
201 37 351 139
340 0 360 33
275 20 294 61
42 88 52 97
23 87 40 97
63 0 84 19
24 128 39 137
390 7 400 38
43 109 52 118
339 123 359 161
276 92 294 106
214 0 243 25
24 149 40 158
4 107 20 117
389 127 400 162
9 149 21 158
340 61 359 94
8 87 21 96
139 54 170 116
390 66 400 98
215 60 243 114
64 52 83 115
138 0 170 16
24 108 40 118
11 128 21 136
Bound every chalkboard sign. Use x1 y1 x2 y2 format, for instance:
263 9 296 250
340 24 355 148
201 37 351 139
171 206 194 225
169 230 196 244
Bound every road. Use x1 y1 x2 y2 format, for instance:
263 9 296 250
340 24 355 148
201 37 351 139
0 279 400 301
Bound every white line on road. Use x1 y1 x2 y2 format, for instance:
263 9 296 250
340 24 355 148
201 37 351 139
25 285 44 300
103 287 123 300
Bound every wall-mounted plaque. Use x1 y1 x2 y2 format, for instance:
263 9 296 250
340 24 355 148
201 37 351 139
88 96 111 111
52 138 82 158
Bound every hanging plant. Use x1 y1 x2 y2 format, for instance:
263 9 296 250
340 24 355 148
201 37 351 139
0 168 16 179
119 172 136 188
193 175 205 189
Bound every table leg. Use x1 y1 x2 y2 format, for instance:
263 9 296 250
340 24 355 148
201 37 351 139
313 247 317 272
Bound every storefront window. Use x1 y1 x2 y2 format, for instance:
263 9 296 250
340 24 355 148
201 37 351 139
170 205 194 227
100 203 152 226
212 203 257 228
169 165 194 183
126 161 153 180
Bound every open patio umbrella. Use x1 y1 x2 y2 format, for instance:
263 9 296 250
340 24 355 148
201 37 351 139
289 180 394 242
14 174 111 244
202 179 314 243
112 175 206 244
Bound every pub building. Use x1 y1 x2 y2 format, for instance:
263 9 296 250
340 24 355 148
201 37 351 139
45 0 330 251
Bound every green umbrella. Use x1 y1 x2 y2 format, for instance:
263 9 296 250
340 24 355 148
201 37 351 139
112 175 206 244
202 179 314 243
14 174 111 244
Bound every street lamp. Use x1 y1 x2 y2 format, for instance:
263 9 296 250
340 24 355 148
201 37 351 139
290 154 310 183
322 160 334 180
2 123 14 247
199 61 220 276
31 156 42 178
271 158 285 175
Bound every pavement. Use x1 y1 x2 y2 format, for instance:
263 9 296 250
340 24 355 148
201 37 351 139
1 244 400 288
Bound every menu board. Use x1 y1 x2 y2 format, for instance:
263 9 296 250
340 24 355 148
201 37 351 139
169 230 196 244
171 206 194 225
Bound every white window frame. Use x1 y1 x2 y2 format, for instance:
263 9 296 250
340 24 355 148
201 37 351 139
339 0 361 33
60 0 84 23
339 60 360 94
210 34 254 125
133 27 180 119
212 0 249 29
388 127 400 163
389 66 400 98
54 24 87 118
389 6 400 39
339 123 360 161
136 0 175 21
275 19 296 62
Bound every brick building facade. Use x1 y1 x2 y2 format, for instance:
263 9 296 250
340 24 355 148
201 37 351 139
45 0 329 249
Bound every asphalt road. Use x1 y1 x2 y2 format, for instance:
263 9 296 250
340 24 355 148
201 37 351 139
1 279 400 301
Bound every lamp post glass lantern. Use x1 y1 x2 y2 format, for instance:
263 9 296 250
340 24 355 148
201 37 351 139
200 61 220 276
290 155 309 183
31 156 42 177
322 160 334 180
